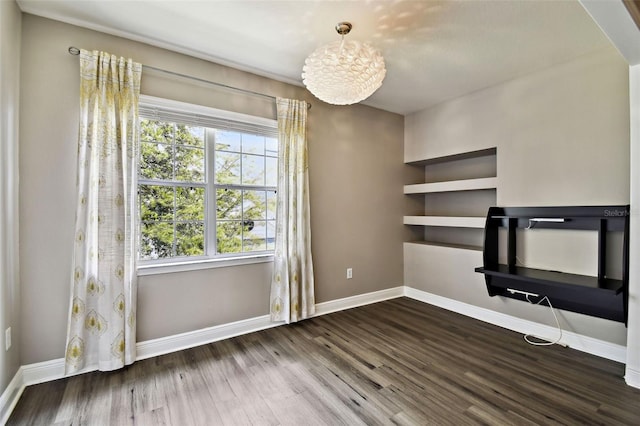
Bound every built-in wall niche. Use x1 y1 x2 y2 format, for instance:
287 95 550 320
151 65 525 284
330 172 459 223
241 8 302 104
423 227 485 250
403 147 497 251
423 190 496 217
423 150 497 183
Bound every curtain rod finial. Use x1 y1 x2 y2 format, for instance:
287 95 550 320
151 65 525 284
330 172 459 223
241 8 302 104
68 46 80 55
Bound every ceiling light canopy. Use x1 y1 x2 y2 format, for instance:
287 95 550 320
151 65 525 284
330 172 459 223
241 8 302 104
302 22 386 106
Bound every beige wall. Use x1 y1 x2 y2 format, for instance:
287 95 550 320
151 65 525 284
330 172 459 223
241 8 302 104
0 0 22 404
18 14 405 363
404 47 631 345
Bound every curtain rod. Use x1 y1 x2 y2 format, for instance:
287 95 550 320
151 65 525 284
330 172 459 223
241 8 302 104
68 46 311 109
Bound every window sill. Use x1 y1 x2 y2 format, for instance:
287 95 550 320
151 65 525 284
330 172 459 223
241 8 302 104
137 254 274 276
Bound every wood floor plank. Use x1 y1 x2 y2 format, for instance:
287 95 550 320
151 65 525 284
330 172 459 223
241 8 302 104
53 374 84 423
8 298 640 425
134 407 170 426
213 398 254 425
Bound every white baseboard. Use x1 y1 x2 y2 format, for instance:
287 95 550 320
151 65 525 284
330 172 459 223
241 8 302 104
314 286 404 317
136 314 277 361
136 286 404 361
0 367 24 426
5 316 281 397
404 286 627 364
625 367 640 388
0 285 405 421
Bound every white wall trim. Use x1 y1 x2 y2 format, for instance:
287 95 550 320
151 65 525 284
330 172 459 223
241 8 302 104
0 367 24 426
404 287 627 364
625 367 640 388
625 63 640 391
0 286 404 421
579 0 640 66
136 314 277 361
314 286 405 317
137 286 404 361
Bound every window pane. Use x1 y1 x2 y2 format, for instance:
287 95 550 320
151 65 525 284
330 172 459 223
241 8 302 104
140 222 174 259
139 103 279 262
215 130 241 152
216 221 242 254
242 154 265 186
266 191 276 220
176 125 205 148
140 120 173 144
140 142 173 180
244 220 266 252
266 220 276 250
176 222 205 257
175 146 205 182
266 137 278 157
216 188 242 220
140 185 174 221
176 187 205 220
242 134 265 155
265 157 277 187
215 151 241 184
244 190 266 220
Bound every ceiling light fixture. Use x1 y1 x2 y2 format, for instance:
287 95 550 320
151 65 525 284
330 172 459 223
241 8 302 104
302 22 386 106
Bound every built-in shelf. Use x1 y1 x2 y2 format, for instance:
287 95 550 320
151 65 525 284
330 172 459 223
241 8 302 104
405 147 497 167
403 216 485 228
404 177 497 194
404 147 497 251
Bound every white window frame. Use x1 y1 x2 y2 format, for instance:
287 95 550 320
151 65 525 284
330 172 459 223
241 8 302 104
137 95 278 275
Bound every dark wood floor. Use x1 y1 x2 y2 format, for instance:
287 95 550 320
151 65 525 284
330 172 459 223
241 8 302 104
8 297 640 425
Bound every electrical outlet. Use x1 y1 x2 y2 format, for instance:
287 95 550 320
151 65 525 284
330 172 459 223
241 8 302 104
5 327 11 351
346 268 353 279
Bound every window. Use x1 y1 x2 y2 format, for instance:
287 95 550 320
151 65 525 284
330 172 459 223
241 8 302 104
137 96 278 265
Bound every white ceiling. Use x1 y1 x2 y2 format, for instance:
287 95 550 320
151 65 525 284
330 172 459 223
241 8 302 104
17 0 616 115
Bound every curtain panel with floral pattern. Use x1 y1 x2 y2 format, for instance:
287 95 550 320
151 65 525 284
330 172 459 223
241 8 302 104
270 98 315 323
65 50 141 373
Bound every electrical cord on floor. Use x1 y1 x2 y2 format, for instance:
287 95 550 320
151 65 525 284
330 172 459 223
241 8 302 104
523 294 564 346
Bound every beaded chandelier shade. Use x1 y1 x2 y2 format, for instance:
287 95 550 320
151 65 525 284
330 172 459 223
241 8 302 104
302 22 386 105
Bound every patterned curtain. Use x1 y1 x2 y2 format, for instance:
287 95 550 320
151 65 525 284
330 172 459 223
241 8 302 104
64 50 141 374
270 98 315 323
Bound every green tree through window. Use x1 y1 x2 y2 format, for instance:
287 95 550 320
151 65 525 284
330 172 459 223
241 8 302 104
138 104 277 262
